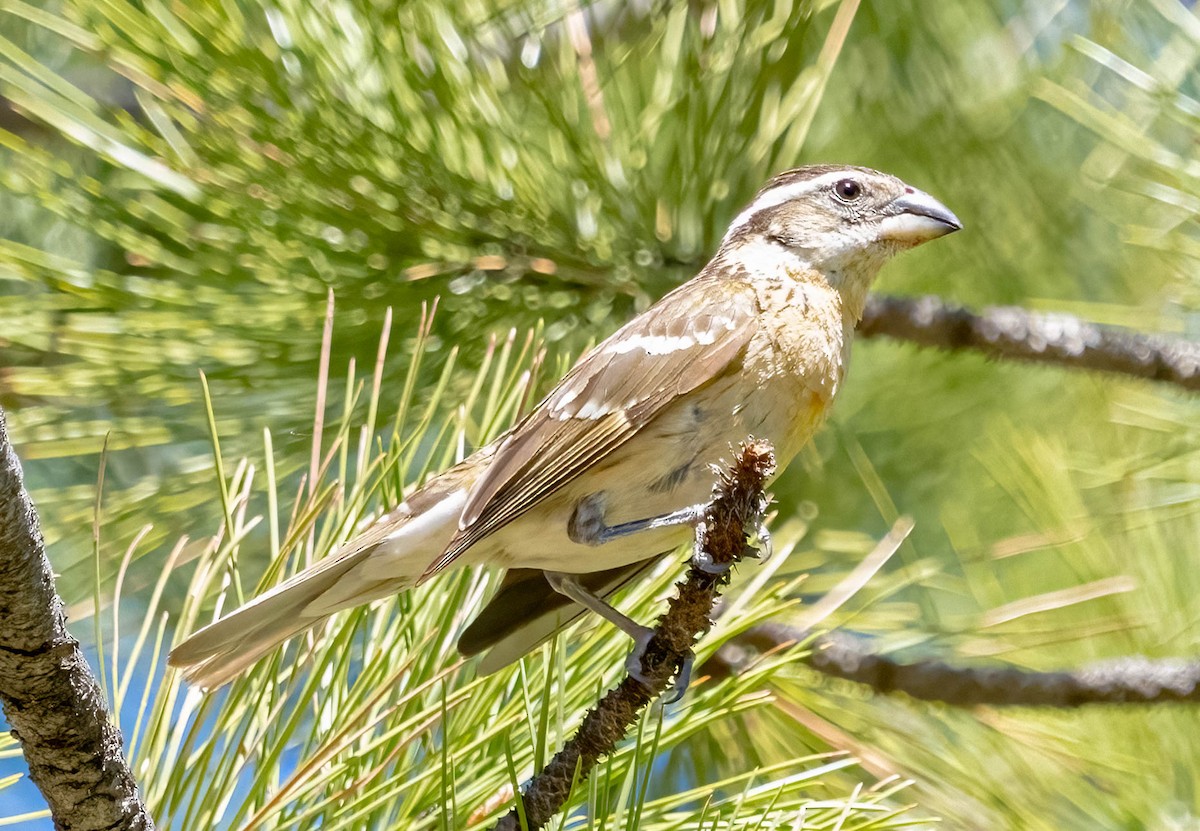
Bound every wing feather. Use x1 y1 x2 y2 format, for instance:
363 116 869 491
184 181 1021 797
421 276 759 579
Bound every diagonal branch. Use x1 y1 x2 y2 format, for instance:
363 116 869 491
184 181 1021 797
490 440 776 831
860 294 1200 392
0 409 154 830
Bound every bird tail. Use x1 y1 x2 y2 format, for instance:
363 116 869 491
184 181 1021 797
169 460 476 689
167 546 377 689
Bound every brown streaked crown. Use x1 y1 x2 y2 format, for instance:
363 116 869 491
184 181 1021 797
751 164 883 199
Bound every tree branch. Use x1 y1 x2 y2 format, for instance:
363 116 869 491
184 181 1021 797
710 626 1200 707
0 409 154 830
860 294 1200 392
490 440 775 831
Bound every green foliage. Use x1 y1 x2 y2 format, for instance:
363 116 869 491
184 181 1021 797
2 0 1200 829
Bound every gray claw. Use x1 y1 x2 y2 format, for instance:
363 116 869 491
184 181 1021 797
751 522 772 562
691 547 734 575
690 519 723 573
624 628 693 703
624 626 657 687
663 651 695 704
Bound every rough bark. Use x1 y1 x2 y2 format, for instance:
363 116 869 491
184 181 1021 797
860 293 1200 392
0 409 154 830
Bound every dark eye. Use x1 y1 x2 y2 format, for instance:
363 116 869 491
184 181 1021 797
833 179 862 201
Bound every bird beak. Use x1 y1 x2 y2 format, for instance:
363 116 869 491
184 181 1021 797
879 187 962 244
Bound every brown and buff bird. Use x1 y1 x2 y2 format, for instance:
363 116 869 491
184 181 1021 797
170 165 961 689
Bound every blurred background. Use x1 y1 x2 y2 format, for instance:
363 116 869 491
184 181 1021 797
1 0 1199 827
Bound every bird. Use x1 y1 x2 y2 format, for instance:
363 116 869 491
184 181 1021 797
169 164 961 689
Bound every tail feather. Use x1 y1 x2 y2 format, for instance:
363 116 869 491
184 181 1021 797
168 545 377 689
169 463 477 689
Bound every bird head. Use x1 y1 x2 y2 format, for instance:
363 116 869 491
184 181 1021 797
718 165 961 313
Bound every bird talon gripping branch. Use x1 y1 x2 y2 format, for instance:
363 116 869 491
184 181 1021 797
748 521 772 562
691 545 733 576
663 651 695 704
170 165 960 689
622 627 658 688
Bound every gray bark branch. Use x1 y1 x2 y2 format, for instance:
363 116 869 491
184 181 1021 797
860 294 1200 392
0 409 154 830
710 626 1200 707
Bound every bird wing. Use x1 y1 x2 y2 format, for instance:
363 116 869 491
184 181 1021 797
420 275 759 579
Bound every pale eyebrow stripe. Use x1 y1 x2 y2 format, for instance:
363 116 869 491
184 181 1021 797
721 170 849 243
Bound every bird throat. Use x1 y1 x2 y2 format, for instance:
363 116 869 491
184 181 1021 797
721 236 881 325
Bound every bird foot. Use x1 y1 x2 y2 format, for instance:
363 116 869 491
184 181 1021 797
693 515 771 571
624 626 657 686
624 627 693 704
747 521 772 562
663 651 695 704
691 543 733 575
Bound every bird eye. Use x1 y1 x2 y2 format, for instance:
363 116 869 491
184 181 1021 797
835 178 864 201
833 179 862 201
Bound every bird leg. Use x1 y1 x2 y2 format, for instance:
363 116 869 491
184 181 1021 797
557 491 771 699
568 492 708 547
545 571 691 699
569 491 771 574
544 571 658 684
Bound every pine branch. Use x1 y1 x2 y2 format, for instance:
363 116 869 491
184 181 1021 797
860 294 1200 392
490 440 776 831
0 409 154 830
711 627 1200 707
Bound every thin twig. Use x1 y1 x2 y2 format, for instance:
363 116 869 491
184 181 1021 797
860 294 1200 392
490 440 776 831
711 626 1200 707
0 408 155 830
